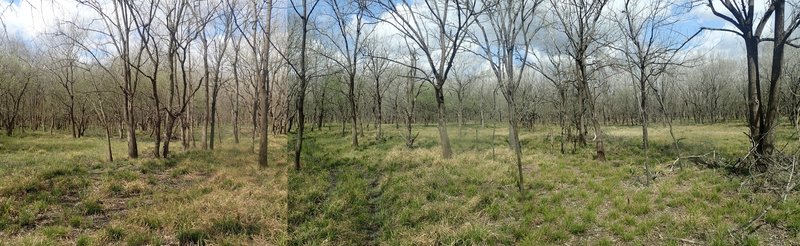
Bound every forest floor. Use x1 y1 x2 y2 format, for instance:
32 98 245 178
0 131 287 245
289 123 800 245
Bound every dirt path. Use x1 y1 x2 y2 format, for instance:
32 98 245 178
365 171 383 245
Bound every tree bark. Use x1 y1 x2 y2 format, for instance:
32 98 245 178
434 83 453 159
258 0 273 167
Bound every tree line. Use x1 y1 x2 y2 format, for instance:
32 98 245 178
0 0 283 166
3 0 800 189
275 0 800 191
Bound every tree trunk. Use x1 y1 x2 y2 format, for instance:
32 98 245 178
576 88 587 147
639 71 650 184
210 85 219 150
317 86 325 130
233 51 241 145
434 83 453 159
760 1 787 163
69 98 77 138
151 79 162 158
125 93 138 159
457 94 464 137
252 85 259 152
258 0 273 167
348 74 359 147
375 78 383 141
507 98 524 192
293 0 310 170
202 35 210 150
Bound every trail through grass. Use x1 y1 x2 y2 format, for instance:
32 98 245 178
288 123 800 245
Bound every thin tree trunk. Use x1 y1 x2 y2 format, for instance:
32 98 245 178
434 85 453 159
349 79 359 146
233 48 241 144
202 35 210 150
258 0 273 167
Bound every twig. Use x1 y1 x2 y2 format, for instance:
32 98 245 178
730 205 773 241
668 152 712 170
675 238 700 245
784 156 796 202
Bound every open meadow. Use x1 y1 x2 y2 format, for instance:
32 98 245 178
0 131 287 245
4 0 800 244
288 123 800 245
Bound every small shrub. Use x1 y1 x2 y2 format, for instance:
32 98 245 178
124 180 148 195
220 179 243 191
566 220 587 235
106 226 126 241
164 158 178 168
125 232 153 246
82 199 103 215
69 215 83 227
40 167 71 180
177 229 207 245
170 167 189 177
108 182 124 195
141 160 163 174
113 170 138 181
42 225 69 239
142 217 162 230
210 216 260 236
17 209 35 227
76 235 92 246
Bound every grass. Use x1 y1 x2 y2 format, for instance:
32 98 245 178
288 122 800 245
0 129 287 245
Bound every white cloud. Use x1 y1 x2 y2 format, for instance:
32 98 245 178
0 0 86 39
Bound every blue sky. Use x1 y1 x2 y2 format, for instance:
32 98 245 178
0 0 752 59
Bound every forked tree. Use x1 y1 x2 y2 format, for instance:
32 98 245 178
550 0 610 161
470 0 543 192
67 0 148 159
703 0 800 170
318 0 370 147
614 0 698 183
373 0 486 159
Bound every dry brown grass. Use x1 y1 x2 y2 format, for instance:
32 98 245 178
0 132 287 245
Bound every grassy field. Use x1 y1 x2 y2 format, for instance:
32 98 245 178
0 131 287 245
289 123 800 245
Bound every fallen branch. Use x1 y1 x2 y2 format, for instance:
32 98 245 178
729 204 773 242
784 156 796 202
668 152 713 170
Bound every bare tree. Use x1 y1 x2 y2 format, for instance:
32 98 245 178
471 0 542 191
373 0 486 158
614 0 698 183
317 0 369 147
449 64 477 138
195 0 220 150
258 0 274 167
364 40 393 141
0 38 31 137
274 0 321 170
401 40 426 148
703 0 800 169
550 0 610 161
131 0 164 157
46 26 84 139
535 51 573 155
208 2 235 150
67 0 150 159
162 0 205 158
231 24 243 144
87 71 115 162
